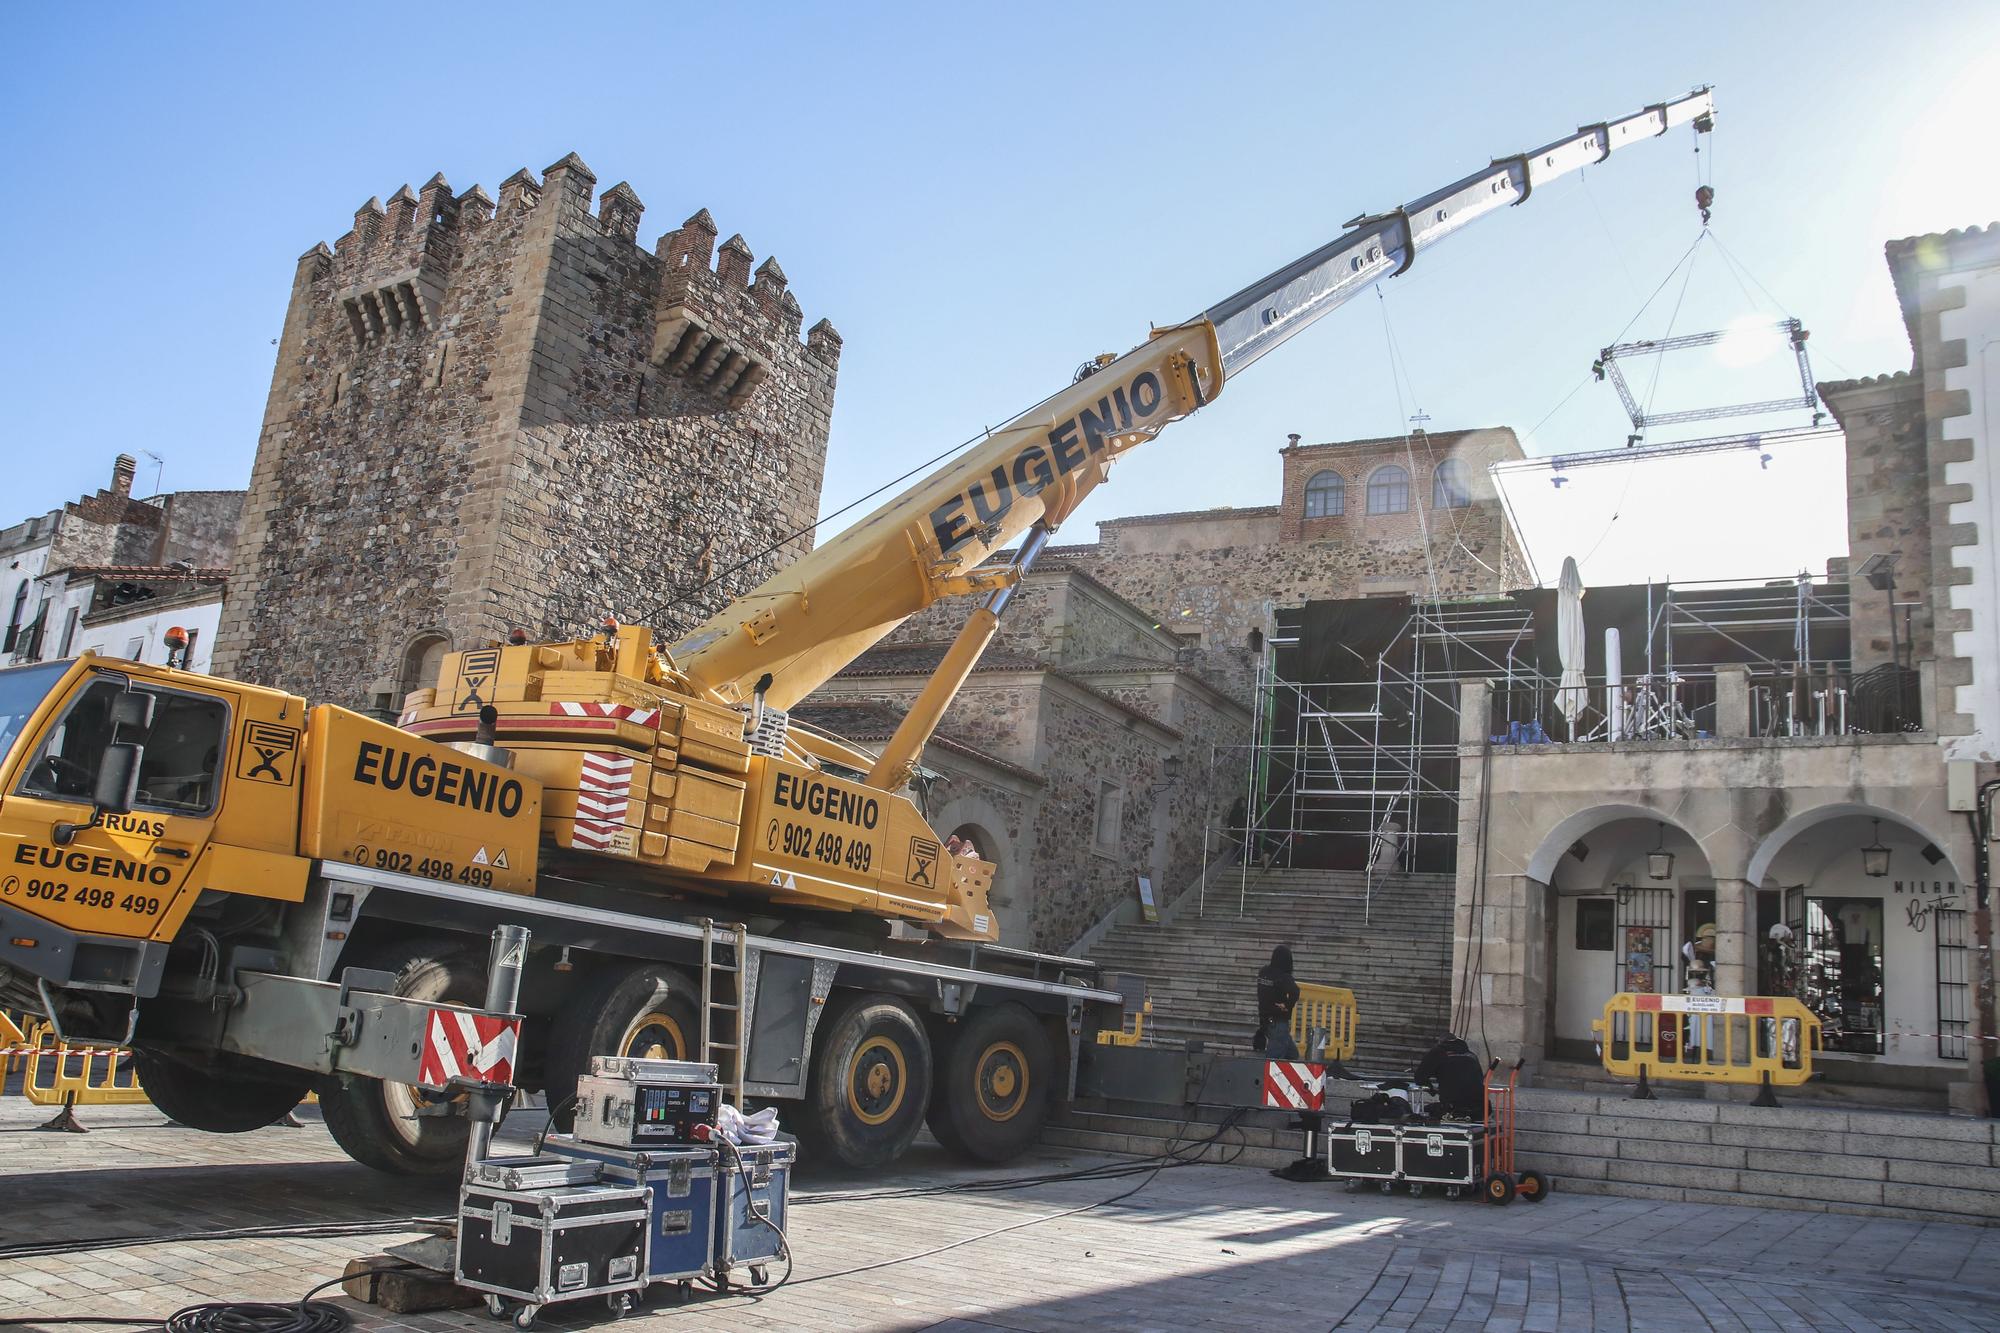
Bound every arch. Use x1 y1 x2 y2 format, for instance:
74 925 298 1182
1745 801 1959 886
398 631 450 703
1247 628 1264 652
1524 803 1708 885
1303 470 1345 518
1366 464 1410 514
1432 458 1471 509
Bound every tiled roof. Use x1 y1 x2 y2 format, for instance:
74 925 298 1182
1096 505 1280 528
1064 652 1179 674
68 565 228 582
839 644 1048 677
1285 427 1520 456
787 700 1044 785
1817 370 1919 395
831 645 1185 739
1885 224 2000 355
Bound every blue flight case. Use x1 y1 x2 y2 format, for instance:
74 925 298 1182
542 1133 718 1283
713 1141 793 1281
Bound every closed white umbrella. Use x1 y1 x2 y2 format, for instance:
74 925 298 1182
1557 556 1587 735
1605 626 1624 741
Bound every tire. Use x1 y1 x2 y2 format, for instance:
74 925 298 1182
1484 1171 1517 1205
543 962 702 1129
320 940 484 1175
799 993 931 1169
925 1003 1052 1163
1517 1168 1551 1202
134 1049 309 1133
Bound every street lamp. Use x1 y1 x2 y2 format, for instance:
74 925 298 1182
1150 753 1182 798
1860 818 1891 879
1647 823 1675 881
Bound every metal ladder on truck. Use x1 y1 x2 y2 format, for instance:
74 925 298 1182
698 918 749 1108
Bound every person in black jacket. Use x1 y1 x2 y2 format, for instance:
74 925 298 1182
1414 1034 1485 1119
1253 944 1301 1060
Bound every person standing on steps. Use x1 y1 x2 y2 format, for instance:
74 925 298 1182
1253 943 1301 1060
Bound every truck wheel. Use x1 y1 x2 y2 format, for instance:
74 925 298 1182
800 993 931 1169
544 962 701 1129
134 1050 309 1133
320 941 484 1175
925 1003 1052 1163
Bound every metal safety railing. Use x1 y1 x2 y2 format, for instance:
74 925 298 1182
1592 993 1820 1106
1292 982 1357 1063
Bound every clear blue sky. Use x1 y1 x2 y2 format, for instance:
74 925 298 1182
5 4 1997 574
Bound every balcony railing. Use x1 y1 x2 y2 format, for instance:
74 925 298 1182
1488 664 1921 745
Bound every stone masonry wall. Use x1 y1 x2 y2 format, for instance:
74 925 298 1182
213 155 840 712
155 492 247 571
1821 373 1932 673
1046 428 1528 704
812 669 1188 952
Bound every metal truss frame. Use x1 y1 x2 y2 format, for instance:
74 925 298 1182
1596 318 1819 429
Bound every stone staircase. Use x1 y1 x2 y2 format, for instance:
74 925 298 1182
1086 868 1455 1068
1043 1088 2000 1226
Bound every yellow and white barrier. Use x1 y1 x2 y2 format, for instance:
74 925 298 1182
1592 993 1820 1106
1292 983 1357 1063
3 1007 146 1131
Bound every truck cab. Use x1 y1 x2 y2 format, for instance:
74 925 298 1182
0 654 309 1034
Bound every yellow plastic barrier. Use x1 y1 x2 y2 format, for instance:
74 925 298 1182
1292 982 1357 1063
0 1009 39 1088
1592 993 1820 1105
25 1033 149 1108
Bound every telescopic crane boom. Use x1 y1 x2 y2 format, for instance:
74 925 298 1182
394 87 1714 940
667 87 1717 782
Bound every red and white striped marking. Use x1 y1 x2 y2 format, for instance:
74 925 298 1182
418 1011 519 1089
553 702 661 728
1633 995 1783 1015
570 751 635 851
1261 1060 1325 1111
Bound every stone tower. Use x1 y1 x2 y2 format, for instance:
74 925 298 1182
213 154 842 714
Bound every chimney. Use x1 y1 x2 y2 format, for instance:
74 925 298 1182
113 454 137 498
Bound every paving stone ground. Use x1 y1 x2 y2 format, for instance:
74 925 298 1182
2 1098 1997 1332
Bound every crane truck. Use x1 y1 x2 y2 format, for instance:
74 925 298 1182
0 88 1713 1174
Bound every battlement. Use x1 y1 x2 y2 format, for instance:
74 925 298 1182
304 154 840 396
218 150 845 709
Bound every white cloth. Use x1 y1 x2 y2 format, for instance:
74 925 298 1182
719 1102 780 1146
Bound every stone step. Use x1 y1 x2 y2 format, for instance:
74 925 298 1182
1532 1061 1951 1114
1040 1089 2000 1226
1512 1088 2000 1225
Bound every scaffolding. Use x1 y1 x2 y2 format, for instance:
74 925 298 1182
1231 573 1869 899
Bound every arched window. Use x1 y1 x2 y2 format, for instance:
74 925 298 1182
399 632 450 705
1303 470 1344 518
1248 628 1264 652
1433 459 1471 509
1366 464 1410 515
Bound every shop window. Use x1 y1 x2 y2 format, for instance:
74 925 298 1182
1575 898 1614 951
1304 470 1344 518
1803 897 1884 1054
1366 465 1410 515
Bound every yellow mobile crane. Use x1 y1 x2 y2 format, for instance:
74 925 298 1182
0 89 1712 1173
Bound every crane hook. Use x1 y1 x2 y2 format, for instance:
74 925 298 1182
1695 185 1714 226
